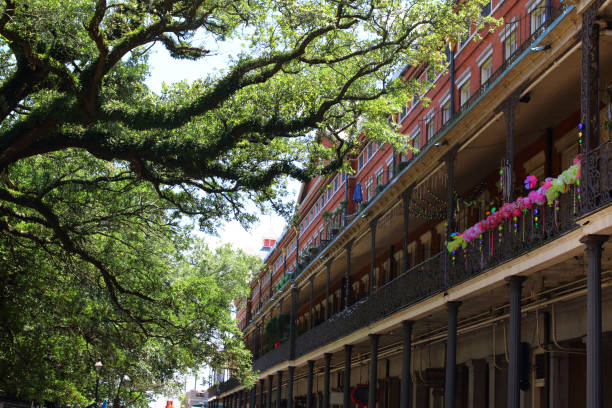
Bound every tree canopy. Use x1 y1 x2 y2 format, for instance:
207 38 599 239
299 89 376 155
0 0 495 406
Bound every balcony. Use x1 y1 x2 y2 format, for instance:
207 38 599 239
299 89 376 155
240 140 611 381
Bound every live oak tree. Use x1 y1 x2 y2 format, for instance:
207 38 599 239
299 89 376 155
0 0 494 406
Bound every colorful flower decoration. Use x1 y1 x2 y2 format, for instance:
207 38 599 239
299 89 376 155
447 157 581 253
524 175 538 190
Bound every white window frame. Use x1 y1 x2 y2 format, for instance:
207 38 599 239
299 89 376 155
425 111 435 142
528 0 546 34
500 19 518 60
456 69 471 106
440 91 451 124
375 166 384 186
385 155 394 182
410 126 421 151
480 55 493 85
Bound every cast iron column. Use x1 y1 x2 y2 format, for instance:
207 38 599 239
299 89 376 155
277 371 283 408
444 302 461 408
370 216 380 294
344 345 353 408
287 366 295 408
501 91 521 202
309 276 314 329
325 260 332 320
445 147 458 241
267 375 273 408
369 334 380 408
507 276 527 408
269 267 273 298
581 3 600 151
307 360 315 408
324 353 332 408
259 379 265 408
345 240 355 309
580 235 608 408
400 320 413 408
449 50 456 114
289 285 298 360
401 186 414 273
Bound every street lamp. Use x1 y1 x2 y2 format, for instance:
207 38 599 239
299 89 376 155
95 360 103 407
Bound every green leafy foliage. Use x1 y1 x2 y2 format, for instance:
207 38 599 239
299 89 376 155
0 0 498 405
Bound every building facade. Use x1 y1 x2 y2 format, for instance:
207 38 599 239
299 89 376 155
209 0 612 406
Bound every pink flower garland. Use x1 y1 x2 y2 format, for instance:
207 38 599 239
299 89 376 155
448 156 581 253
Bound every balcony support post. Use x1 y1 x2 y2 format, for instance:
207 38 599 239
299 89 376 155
507 276 527 408
400 320 413 408
368 334 380 408
581 3 600 152
309 276 314 329
290 286 298 360
259 379 265 408
581 2 601 211
269 267 273 299
307 360 315 408
401 186 414 273
580 235 608 408
449 50 456 115
325 260 332 320
501 91 521 202
242 390 246 408
277 371 283 408
445 147 458 241
287 366 295 408
266 375 273 408
369 216 380 295
324 353 332 408
344 345 353 408
345 239 355 309
444 302 461 408
251 385 256 408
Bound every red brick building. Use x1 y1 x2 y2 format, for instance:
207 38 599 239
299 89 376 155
210 0 612 406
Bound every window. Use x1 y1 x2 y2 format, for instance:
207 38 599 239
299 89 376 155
481 0 491 16
442 100 451 124
333 176 338 192
530 0 546 34
366 178 374 201
480 56 492 85
411 127 421 152
503 29 517 59
426 113 435 142
386 156 394 182
398 106 408 123
376 167 384 187
426 67 435 84
327 186 331 201
367 143 374 160
459 79 470 106
341 172 347 182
